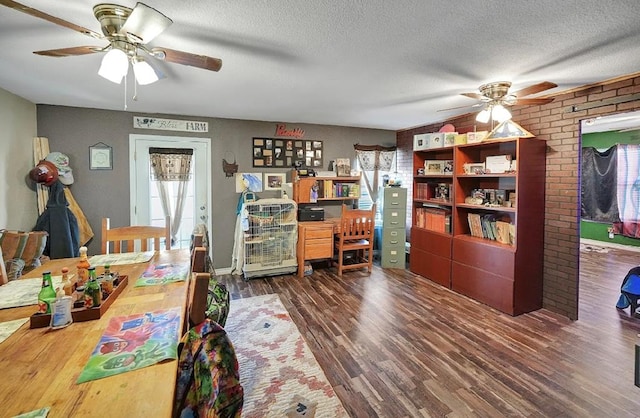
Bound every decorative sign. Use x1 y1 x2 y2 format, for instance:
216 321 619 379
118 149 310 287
252 138 323 168
274 123 305 138
133 116 209 133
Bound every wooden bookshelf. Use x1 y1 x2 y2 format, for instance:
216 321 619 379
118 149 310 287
410 137 546 315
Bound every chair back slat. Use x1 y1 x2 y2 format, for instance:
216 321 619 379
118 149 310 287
191 246 207 273
101 216 170 254
340 208 374 240
188 272 210 328
334 204 376 276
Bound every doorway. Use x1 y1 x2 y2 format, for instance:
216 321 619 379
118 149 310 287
579 111 640 317
129 134 212 249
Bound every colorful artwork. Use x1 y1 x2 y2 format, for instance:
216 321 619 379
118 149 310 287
88 251 155 267
0 276 64 310
134 263 188 287
235 172 263 193
77 307 181 383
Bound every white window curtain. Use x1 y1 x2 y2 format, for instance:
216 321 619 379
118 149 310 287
149 147 193 245
354 144 396 205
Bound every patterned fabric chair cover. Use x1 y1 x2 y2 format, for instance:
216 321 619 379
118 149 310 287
174 319 243 418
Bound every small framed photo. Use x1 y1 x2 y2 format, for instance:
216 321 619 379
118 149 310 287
424 160 444 175
463 162 486 175
89 143 112 170
264 172 285 190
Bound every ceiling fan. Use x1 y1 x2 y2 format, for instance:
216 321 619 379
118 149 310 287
441 81 557 123
0 0 222 85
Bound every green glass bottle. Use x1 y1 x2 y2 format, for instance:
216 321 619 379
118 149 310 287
37 271 57 314
84 267 102 308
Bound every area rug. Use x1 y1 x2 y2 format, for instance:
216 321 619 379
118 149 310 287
225 294 348 418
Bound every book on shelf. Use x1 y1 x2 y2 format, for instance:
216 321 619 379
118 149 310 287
495 221 511 244
468 214 515 245
416 207 450 233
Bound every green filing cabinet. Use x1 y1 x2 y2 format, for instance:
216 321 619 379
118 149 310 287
381 187 407 268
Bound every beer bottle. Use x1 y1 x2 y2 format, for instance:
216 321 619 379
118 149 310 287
84 267 102 308
37 271 57 314
76 246 90 287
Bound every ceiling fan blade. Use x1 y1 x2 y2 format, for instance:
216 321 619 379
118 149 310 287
34 46 103 57
0 0 102 39
122 2 172 44
514 97 555 106
152 47 223 72
461 92 484 100
438 103 483 112
512 81 557 98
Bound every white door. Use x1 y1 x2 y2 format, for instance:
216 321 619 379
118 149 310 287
129 134 212 249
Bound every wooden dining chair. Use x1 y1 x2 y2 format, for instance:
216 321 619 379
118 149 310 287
101 216 171 254
191 246 207 273
0 246 7 286
333 204 376 276
185 272 210 331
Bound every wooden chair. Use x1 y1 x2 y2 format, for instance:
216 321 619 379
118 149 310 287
191 246 207 273
186 272 210 330
0 246 7 286
101 216 171 254
333 204 376 276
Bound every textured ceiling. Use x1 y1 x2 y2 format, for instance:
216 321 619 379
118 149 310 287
1 1 639 131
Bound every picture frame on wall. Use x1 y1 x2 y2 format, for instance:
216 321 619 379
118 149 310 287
253 137 323 168
264 173 286 190
89 143 113 170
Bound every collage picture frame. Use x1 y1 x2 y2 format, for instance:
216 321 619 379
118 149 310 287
253 137 323 168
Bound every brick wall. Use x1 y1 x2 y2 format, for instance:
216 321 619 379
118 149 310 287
397 76 640 320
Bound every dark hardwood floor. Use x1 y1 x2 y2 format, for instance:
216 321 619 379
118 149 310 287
218 247 640 417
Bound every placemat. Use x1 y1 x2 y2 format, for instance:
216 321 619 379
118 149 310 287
0 276 64 310
0 317 29 344
134 263 189 287
88 251 155 266
77 307 181 383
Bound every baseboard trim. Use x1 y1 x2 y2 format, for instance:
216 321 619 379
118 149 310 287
215 267 233 275
581 238 640 253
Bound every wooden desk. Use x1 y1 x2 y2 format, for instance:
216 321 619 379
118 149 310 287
296 220 341 277
0 249 190 418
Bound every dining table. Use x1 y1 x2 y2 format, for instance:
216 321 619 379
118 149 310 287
0 248 191 418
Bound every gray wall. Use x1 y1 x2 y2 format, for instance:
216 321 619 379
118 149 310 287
36 105 395 268
0 88 38 231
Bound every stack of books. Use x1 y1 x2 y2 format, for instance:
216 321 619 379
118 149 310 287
467 213 514 245
416 207 451 233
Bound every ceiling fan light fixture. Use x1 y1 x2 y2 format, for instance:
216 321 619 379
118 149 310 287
476 107 491 123
98 47 129 84
491 104 512 122
132 56 164 85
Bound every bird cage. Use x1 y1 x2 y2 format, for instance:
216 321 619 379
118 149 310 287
242 198 298 279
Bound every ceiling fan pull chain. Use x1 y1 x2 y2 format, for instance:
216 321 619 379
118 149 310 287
123 73 128 110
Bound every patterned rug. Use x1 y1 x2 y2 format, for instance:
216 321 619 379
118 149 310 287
225 294 348 418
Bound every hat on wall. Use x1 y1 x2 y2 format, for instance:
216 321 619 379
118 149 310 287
29 160 59 186
45 152 74 185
